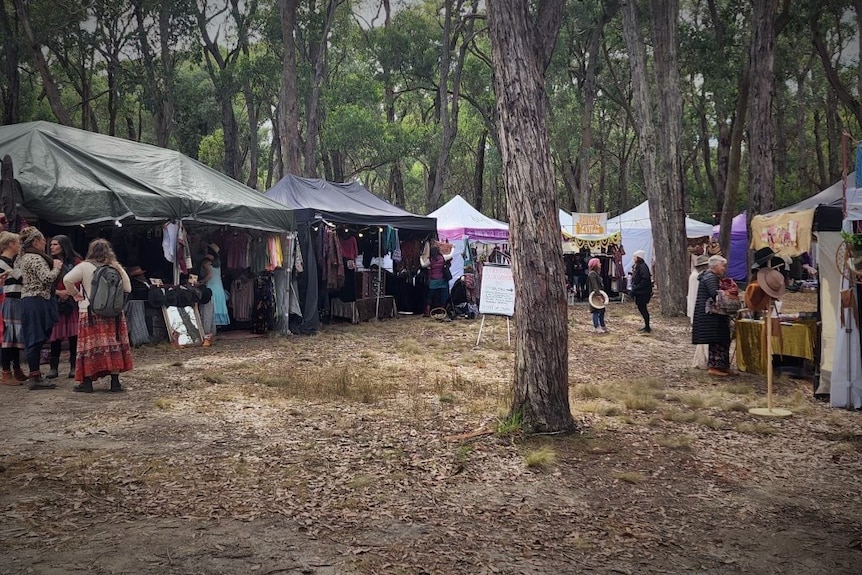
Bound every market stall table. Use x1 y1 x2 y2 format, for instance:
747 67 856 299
735 318 818 375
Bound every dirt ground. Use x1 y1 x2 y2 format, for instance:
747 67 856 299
1 293 861 575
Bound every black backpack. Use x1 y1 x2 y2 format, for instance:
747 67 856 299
88 264 126 317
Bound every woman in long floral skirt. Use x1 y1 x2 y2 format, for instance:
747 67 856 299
63 238 133 393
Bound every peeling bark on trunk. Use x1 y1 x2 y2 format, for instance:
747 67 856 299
748 0 777 220
621 0 687 315
279 0 302 177
473 129 487 212
487 0 574 433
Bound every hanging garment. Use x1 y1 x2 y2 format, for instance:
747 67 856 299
253 273 276 334
206 264 230 326
162 222 178 263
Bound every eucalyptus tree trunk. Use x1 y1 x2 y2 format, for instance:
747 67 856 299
383 0 406 207
132 0 175 147
429 0 474 212
718 66 748 258
12 0 71 126
0 0 20 124
473 129 487 212
621 0 687 316
748 0 778 218
487 0 574 433
303 0 342 178
279 0 302 177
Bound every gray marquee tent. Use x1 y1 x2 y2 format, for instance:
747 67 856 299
265 174 436 333
0 121 294 232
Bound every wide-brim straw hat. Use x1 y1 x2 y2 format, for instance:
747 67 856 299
757 268 786 300
694 255 709 268
589 290 609 310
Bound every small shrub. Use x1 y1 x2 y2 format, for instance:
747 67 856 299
496 410 523 436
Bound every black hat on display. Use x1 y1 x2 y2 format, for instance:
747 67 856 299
752 247 775 269
198 286 213 305
148 286 167 307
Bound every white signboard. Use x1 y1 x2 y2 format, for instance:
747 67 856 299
572 212 608 236
479 264 515 317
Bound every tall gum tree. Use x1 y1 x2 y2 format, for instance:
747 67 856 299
621 0 688 316
487 0 575 433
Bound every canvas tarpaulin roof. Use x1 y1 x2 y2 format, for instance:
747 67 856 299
265 174 436 231
0 121 294 232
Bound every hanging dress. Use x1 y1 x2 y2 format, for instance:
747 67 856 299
207 263 230 326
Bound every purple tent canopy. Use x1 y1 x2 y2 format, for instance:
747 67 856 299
713 212 748 281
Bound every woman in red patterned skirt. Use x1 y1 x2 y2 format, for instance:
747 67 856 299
62 238 133 393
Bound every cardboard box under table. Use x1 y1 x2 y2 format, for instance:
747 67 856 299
735 318 818 375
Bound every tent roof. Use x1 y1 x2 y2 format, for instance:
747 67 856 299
763 177 850 216
428 194 507 241
0 121 294 232
265 174 435 231
607 200 713 237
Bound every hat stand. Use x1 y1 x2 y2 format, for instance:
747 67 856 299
749 297 792 418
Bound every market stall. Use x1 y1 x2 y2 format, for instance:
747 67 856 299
748 176 854 406
0 121 298 344
606 200 714 274
265 174 436 333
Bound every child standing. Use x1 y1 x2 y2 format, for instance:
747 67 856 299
587 258 607 333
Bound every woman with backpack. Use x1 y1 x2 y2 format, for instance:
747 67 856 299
63 238 133 393
17 227 63 390
46 235 82 380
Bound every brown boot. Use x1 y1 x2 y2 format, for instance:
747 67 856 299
2 370 22 386
423 305 431 318
13 367 28 382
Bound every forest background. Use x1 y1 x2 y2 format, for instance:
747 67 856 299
2 0 860 225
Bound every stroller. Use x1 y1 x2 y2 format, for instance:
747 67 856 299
446 276 477 319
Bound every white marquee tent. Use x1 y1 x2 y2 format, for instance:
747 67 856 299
606 201 714 273
429 195 508 287
431 195 508 242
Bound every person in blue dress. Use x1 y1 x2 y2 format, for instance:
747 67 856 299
198 243 229 346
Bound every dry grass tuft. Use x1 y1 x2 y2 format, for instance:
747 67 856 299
656 434 694 450
661 410 698 423
154 397 175 410
259 366 391 404
525 446 557 469
695 414 725 430
623 394 660 412
614 471 645 484
202 371 228 385
724 383 754 395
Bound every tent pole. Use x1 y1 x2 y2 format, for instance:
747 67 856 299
375 227 382 321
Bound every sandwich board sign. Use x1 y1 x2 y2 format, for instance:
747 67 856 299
477 263 514 345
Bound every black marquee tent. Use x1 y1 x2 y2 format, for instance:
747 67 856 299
265 174 436 230
265 174 436 333
0 121 294 232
